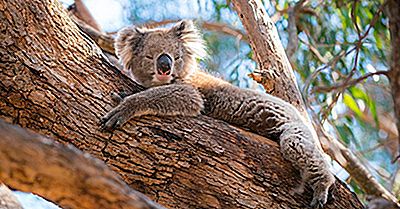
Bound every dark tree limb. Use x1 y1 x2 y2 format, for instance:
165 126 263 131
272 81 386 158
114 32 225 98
386 0 400 164
0 120 165 209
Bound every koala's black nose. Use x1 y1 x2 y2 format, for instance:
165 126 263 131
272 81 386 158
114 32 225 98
156 54 172 75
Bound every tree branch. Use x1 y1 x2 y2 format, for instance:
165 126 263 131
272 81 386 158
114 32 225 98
286 0 308 62
0 120 165 209
68 0 101 31
142 20 249 42
298 37 329 64
70 15 115 55
386 0 400 167
313 71 389 93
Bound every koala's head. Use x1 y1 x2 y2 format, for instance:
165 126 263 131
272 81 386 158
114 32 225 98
115 20 206 87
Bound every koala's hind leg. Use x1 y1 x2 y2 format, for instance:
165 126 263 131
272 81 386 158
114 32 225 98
279 122 335 209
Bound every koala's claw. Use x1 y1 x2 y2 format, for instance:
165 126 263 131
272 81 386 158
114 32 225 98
327 191 336 203
310 198 325 209
111 91 129 103
100 109 125 131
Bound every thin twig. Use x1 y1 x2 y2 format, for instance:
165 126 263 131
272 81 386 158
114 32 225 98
298 38 328 64
313 71 389 93
143 20 248 42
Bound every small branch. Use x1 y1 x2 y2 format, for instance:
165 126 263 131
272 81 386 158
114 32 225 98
351 0 362 40
67 0 102 31
71 15 115 55
286 0 308 62
313 71 389 93
302 46 357 103
286 6 298 62
144 20 248 42
202 21 247 41
360 2 387 41
0 120 165 209
298 38 329 64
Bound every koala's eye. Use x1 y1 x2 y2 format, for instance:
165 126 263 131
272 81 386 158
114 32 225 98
174 56 181 60
145 55 153 60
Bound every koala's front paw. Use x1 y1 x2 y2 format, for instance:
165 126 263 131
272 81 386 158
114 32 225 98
100 106 130 131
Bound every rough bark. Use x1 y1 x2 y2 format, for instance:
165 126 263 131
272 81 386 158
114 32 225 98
231 0 399 204
0 120 165 209
0 0 363 209
386 0 400 163
231 0 306 112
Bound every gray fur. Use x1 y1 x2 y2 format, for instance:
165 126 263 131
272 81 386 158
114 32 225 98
101 20 335 208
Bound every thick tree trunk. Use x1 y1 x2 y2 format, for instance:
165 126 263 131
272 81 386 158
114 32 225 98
0 120 164 209
386 0 400 163
0 0 363 208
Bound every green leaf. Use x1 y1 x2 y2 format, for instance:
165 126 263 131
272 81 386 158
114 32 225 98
374 30 383 49
343 93 363 117
349 179 364 195
350 86 367 99
369 98 379 127
350 87 379 127
336 126 349 144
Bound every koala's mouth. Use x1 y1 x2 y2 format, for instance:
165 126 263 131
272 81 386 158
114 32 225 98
157 69 171 76
155 73 172 82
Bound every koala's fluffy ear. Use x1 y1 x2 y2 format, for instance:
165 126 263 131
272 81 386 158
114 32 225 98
171 20 195 37
114 26 145 70
115 26 144 58
170 20 207 59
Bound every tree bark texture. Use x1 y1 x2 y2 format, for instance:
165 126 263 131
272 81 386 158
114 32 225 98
231 0 306 112
0 0 363 208
0 120 165 209
386 0 400 162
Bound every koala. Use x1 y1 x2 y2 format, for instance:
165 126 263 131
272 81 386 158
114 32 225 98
101 20 336 208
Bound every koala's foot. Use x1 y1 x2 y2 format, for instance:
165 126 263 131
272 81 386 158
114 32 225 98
100 105 131 131
310 175 336 209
